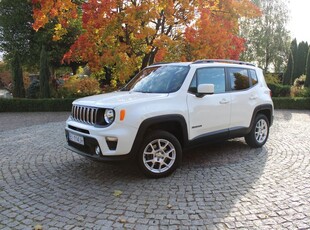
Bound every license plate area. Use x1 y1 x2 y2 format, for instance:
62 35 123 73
68 132 84 145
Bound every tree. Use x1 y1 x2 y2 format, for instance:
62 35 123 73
11 53 25 98
283 52 293 85
293 41 309 81
305 47 310 88
39 45 50 98
32 0 260 83
0 0 35 64
282 39 298 85
240 0 290 72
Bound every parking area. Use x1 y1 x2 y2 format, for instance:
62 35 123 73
0 110 309 229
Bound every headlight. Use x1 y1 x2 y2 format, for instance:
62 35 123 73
104 109 115 124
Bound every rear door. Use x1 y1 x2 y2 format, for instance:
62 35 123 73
227 68 259 129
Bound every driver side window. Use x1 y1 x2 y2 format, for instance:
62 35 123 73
189 67 226 94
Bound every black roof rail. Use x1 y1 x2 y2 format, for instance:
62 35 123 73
192 59 255 67
150 62 173 66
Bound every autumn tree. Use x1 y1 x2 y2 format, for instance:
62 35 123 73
32 0 260 83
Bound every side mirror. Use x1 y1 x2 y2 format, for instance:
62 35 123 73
196 84 214 97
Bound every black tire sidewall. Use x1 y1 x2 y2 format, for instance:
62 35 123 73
137 130 182 178
246 114 270 148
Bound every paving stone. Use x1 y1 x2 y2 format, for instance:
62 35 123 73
0 110 309 229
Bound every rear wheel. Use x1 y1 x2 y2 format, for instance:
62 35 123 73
138 130 182 178
245 114 270 148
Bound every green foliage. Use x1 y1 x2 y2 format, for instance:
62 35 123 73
272 97 310 110
240 0 290 72
11 53 25 98
39 45 51 98
305 47 310 87
267 83 290 97
291 88 310 98
283 52 293 85
293 41 309 81
0 98 74 112
0 0 35 65
264 73 281 84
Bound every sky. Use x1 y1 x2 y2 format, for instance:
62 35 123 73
288 0 310 43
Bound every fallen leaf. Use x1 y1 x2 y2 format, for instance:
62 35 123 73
113 190 123 197
34 224 43 230
119 218 127 223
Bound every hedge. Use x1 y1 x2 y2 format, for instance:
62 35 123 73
0 97 309 112
272 97 310 110
267 83 291 97
0 98 75 112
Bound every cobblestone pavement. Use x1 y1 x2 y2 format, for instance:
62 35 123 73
0 110 309 229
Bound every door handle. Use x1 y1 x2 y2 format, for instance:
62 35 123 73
220 99 229 104
250 95 257 100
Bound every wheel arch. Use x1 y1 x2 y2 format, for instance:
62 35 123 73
249 104 273 131
129 114 188 157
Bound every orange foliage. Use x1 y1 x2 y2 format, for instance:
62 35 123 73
32 0 261 81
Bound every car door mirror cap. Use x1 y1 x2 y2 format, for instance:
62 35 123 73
196 84 214 97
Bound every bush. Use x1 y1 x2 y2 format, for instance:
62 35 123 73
267 83 291 97
0 98 75 112
272 97 310 110
264 73 281 84
291 87 310 97
56 76 101 98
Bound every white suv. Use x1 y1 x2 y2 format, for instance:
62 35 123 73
65 59 274 178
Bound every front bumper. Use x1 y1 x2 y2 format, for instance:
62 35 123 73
65 118 138 160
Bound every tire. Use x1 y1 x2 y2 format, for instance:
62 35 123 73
137 130 182 178
245 114 270 148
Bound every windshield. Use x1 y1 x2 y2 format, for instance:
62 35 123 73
122 65 190 93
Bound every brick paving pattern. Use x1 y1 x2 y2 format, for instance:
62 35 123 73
0 110 309 229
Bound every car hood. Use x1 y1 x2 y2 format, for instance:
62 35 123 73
73 91 169 108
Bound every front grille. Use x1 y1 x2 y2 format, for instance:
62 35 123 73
71 105 98 125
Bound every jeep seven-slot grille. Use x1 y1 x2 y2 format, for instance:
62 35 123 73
71 105 98 125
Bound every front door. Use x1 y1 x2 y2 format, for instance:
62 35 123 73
186 67 231 140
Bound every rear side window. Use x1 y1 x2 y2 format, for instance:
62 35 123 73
189 67 226 94
249 69 258 86
228 68 250 90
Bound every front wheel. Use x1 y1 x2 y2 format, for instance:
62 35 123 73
245 114 270 148
137 130 182 178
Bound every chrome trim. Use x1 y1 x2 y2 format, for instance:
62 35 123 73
71 105 98 125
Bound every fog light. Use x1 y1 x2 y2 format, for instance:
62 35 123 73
95 146 101 156
106 137 118 150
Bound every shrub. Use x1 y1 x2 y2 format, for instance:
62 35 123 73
56 76 101 98
264 73 281 84
0 98 74 112
273 97 310 110
267 83 291 97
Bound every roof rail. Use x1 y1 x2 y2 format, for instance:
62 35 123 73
150 62 173 66
193 59 255 67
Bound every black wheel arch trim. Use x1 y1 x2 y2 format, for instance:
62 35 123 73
128 114 188 157
249 104 273 131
